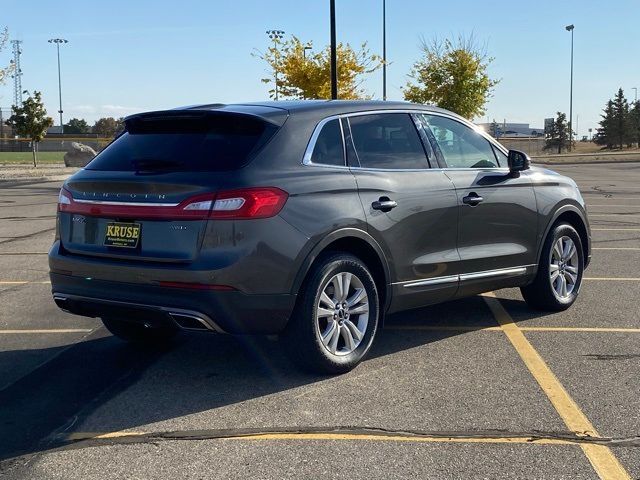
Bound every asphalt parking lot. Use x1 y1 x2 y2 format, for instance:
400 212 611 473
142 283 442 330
0 162 638 479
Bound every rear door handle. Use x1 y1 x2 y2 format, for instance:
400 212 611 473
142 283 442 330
462 193 484 206
372 197 398 212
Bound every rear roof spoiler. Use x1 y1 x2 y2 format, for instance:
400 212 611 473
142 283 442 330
124 106 288 128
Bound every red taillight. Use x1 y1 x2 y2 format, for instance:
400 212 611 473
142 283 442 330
209 188 288 219
58 187 287 220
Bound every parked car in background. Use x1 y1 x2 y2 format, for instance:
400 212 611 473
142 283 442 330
50 100 591 373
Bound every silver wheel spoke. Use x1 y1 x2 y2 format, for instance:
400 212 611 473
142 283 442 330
340 325 356 351
565 270 577 284
565 242 576 261
550 270 560 282
554 240 563 260
340 273 352 302
319 291 334 309
346 288 366 308
560 274 568 297
350 303 369 315
327 323 341 353
566 265 578 274
317 306 335 318
344 319 364 341
322 321 338 347
332 275 344 303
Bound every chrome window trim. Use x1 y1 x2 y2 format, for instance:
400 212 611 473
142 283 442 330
394 265 534 288
301 114 349 169
301 108 509 172
418 111 510 168
73 199 180 207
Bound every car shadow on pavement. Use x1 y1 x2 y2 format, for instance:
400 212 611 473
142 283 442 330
0 294 538 462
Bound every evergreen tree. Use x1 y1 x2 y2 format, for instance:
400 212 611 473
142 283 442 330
611 88 632 149
629 101 640 148
544 112 570 153
595 100 615 149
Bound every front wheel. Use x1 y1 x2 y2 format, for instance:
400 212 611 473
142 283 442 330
521 223 584 311
284 253 380 374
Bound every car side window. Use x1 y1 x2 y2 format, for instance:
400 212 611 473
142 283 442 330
422 114 500 169
492 145 508 166
310 119 345 166
348 113 428 169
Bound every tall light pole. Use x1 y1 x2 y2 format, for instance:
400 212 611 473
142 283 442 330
329 0 337 99
382 0 387 101
633 87 638 103
303 44 312 60
48 38 68 134
266 30 285 100
565 25 574 151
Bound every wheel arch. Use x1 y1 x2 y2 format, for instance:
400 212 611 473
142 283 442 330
537 204 590 268
292 228 392 314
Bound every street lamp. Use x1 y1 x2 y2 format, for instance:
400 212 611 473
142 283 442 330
303 44 312 60
48 38 68 134
266 30 285 101
329 0 337 99
565 24 574 151
382 0 387 101
633 87 638 104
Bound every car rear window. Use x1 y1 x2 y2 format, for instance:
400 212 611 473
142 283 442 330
85 113 278 172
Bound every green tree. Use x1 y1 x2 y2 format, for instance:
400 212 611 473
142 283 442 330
64 118 90 134
0 28 14 86
595 100 615 149
544 112 570 154
403 35 499 120
92 117 120 137
4 91 53 167
255 36 383 100
630 101 640 148
597 89 633 149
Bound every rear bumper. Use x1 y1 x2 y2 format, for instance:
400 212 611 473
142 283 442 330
50 272 295 334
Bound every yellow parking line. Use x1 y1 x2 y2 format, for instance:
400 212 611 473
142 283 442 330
482 293 631 480
386 325 502 332
519 326 640 333
592 228 640 231
387 325 640 334
584 277 640 281
0 280 51 285
0 329 93 334
65 430 574 445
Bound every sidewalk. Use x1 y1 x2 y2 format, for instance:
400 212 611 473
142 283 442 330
0 164 80 182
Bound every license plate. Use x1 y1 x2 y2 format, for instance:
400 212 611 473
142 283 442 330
104 222 141 248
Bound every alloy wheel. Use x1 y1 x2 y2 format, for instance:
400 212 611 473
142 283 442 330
315 272 369 356
549 236 580 299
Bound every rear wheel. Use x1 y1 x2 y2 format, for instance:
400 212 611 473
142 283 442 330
102 318 178 345
284 253 379 374
521 223 584 311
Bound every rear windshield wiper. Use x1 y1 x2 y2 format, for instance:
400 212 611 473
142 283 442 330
130 158 185 172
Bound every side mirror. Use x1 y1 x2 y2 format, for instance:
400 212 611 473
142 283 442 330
507 150 530 174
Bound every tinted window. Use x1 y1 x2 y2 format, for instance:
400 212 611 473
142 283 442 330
310 119 345 166
86 114 277 172
492 145 508 166
349 113 428 169
423 114 499 169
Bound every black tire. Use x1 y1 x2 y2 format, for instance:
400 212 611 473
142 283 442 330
102 318 178 345
284 252 380 374
521 223 584 311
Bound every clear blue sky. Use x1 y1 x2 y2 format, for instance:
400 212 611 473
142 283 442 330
2 0 639 136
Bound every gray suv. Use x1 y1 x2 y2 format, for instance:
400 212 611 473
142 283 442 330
49 101 591 373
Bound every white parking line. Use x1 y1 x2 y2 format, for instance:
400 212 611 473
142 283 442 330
592 247 640 251
0 329 93 334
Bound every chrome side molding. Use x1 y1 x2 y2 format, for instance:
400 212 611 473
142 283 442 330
399 265 533 289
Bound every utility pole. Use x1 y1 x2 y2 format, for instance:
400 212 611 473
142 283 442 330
565 24 574 151
48 38 68 134
10 40 23 107
266 30 285 100
382 0 387 101
329 0 338 99
633 87 638 103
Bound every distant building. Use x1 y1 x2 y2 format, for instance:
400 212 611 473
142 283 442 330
47 126 63 135
477 122 544 138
